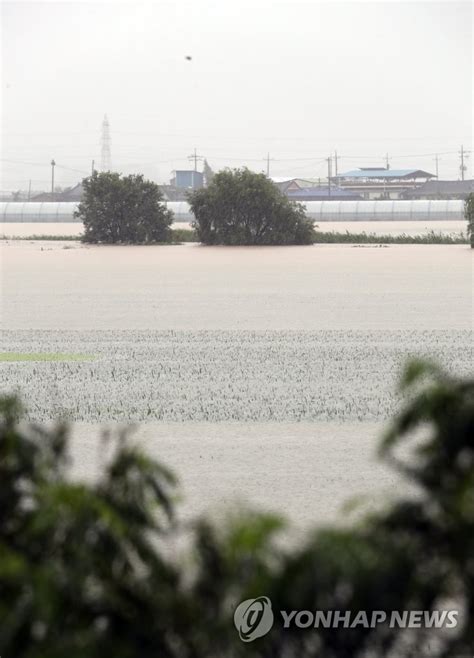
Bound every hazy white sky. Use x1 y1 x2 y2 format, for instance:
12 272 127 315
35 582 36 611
1 0 472 191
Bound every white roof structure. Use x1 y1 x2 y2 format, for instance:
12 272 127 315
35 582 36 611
0 202 79 222
0 199 465 223
302 199 464 221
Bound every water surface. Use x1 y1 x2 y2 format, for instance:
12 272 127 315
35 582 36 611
0 220 467 238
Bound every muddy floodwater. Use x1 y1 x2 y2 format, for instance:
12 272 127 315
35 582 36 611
1 241 472 528
1 241 471 330
0 219 468 238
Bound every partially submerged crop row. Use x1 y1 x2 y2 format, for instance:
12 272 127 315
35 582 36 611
1 330 471 423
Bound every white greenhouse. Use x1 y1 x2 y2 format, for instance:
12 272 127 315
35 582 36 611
302 199 464 222
0 202 79 223
0 199 465 223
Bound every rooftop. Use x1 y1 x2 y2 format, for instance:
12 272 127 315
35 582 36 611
403 179 474 198
287 186 362 200
335 168 435 180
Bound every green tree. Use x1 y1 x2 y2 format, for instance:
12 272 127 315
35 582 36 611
76 171 174 244
202 159 215 187
1 361 473 657
188 168 316 245
464 193 474 248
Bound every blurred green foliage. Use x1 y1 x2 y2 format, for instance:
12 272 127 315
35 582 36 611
0 360 473 657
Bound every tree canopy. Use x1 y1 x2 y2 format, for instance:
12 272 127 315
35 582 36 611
202 159 215 186
76 171 174 244
1 361 473 657
188 168 316 245
465 193 474 248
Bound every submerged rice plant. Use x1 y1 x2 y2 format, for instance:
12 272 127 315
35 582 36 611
0 329 471 423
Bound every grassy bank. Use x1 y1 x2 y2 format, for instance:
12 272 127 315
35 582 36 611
170 228 198 242
0 228 468 244
0 229 198 243
313 230 468 245
1 234 81 241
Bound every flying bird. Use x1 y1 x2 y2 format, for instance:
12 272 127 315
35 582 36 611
185 55 192 61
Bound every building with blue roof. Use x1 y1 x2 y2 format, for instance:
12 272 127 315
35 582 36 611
333 167 436 199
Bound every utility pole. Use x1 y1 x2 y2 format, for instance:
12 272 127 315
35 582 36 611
327 156 332 197
187 148 204 189
434 154 439 179
91 160 95 176
460 145 468 181
263 152 275 177
188 148 204 171
51 159 56 201
385 153 390 170
334 150 338 177
27 179 31 201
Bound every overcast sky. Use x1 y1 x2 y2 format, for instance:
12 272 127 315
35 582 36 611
1 0 472 191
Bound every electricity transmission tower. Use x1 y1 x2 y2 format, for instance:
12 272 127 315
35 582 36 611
101 115 112 171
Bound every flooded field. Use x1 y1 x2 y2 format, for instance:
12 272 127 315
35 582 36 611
0 219 467 238
2 328 470 423
1 241 471 330
316 220 467 237
1 240 472 527
0 222 85 237
69 420 398 527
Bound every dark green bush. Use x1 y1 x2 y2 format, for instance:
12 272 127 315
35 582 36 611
465 193 474 248
189 168 316 245
76 172 174 244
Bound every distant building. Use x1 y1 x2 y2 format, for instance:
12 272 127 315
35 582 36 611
0 190 31 201
271 177 314 194
170 170 204 189
333 167 435 200
401 179 474 200
287 186 362 201
31 183 83 202
271 177 361 200
159 185 189 201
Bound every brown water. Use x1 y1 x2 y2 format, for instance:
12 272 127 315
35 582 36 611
0 223 85 237
316 220 466 236
1 241 472 330
1 240 472 529
70 420 400 528
0 220 467 238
